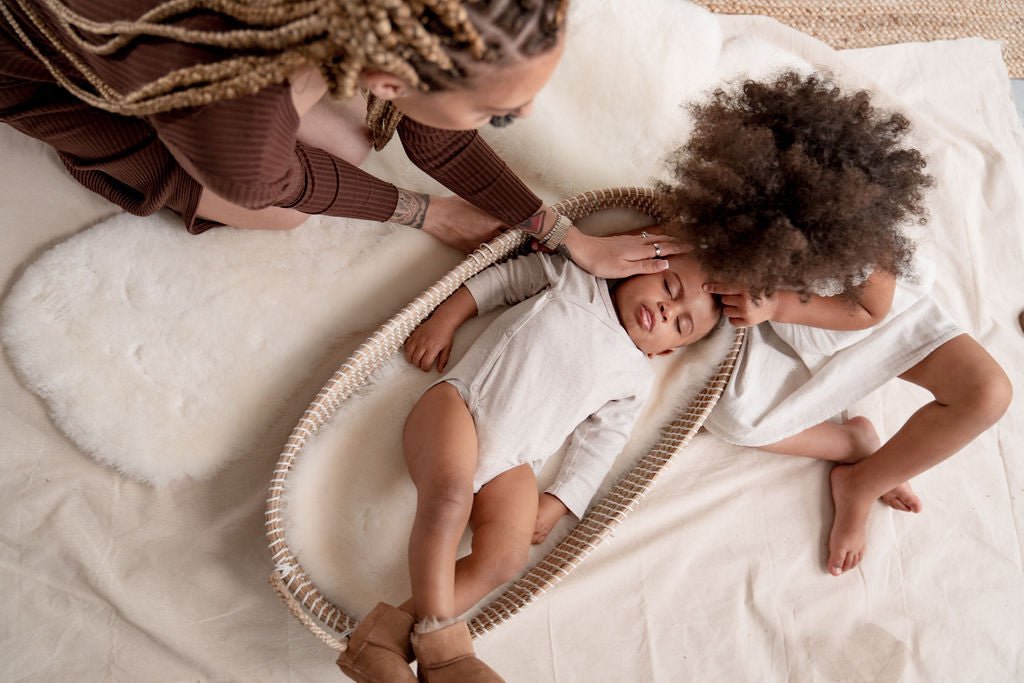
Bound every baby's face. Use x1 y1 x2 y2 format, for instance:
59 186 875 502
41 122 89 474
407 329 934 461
613 254 720 356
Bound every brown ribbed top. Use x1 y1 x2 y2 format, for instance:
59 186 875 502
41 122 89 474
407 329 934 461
0 0 543 233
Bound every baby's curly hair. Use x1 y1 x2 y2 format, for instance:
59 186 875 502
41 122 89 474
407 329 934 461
663 70 932 300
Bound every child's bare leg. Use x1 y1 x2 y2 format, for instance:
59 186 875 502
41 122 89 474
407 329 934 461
761 417 920 512
399 464 538 618
760 417 880 463
827 334 1010 575
403 383 479 621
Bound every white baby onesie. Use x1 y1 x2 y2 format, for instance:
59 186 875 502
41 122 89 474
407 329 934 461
431 252 654 519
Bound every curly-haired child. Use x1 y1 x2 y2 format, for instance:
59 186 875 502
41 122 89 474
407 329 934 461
664 70 1012 577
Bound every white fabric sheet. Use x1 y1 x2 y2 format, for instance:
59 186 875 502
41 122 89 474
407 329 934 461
2 1 1023 680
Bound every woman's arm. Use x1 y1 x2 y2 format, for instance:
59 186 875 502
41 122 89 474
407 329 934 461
706 270 897 330
399 118 686 277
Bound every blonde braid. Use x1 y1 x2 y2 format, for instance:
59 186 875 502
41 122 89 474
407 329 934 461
1 0 568 121
45 0 326 55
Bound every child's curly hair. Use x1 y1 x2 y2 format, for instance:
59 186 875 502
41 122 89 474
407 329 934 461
663 70 932 300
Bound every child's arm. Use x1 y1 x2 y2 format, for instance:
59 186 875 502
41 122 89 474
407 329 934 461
405 252 567 372
404 286 478 372
536 391 648 542
706 270 896 331
532 493 570 544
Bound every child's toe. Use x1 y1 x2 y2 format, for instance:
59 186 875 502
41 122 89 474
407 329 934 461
827 549 847 576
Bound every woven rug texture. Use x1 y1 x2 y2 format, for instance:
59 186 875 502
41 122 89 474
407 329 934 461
694 0 1024 76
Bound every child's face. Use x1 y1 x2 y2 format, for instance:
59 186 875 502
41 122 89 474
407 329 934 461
612 254 721 356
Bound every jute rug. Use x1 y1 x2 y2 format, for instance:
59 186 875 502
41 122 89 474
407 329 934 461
693 0 1024 77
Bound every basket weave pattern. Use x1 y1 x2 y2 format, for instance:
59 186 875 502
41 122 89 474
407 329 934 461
264 187 745 650
694 0 1024 77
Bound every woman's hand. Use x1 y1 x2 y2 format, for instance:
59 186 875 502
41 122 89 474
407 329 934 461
532 493 571 544
559 227 690 279
404 314 458 372
420 195 504 253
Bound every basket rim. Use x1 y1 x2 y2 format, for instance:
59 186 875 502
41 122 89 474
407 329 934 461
263 186 745 647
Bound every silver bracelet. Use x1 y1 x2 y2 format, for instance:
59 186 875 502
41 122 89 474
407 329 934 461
539 212 573 250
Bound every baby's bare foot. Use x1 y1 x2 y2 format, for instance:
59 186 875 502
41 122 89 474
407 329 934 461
827 464 874 576
880 482 923 513
844 416 881 462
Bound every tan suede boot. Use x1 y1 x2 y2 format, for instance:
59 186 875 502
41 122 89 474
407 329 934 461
336 602 417 683
411 620 504 683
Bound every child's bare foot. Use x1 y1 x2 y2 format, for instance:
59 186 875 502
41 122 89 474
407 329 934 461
844 417 923 513
880 482 922 513
827 464 874 576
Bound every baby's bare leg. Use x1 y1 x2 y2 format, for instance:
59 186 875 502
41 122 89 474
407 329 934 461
826 334 1010 576
399 464 538 619
403 383 479 621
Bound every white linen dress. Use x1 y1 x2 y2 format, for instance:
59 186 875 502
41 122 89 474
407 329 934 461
705 255 964 447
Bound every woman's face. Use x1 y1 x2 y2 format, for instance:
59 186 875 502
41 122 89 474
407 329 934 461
381 39 565 130
613 254 721 356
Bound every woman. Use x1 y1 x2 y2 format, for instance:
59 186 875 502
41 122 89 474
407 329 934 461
0 0 681 276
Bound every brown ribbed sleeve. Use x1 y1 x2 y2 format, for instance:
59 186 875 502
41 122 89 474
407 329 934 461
398 117 543 226
148 85 305 211
281 142 399 220
149 86 398 222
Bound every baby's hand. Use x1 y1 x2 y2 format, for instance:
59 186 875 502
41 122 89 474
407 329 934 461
404 315 456 372
703 283 779 327
532 493 571 544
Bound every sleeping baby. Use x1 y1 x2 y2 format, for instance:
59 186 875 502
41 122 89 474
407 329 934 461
337 248 722 682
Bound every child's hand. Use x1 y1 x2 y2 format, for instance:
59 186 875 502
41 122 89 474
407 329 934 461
404 315 457 372
532 493 571 544
703 283 779 327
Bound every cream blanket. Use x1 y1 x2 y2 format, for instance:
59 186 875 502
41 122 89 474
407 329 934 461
2 0 1023 679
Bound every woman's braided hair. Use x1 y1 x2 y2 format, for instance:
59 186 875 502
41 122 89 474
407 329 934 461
663 70 932 301
0 0 567 119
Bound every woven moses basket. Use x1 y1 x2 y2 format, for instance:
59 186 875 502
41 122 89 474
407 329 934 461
265 186 746 650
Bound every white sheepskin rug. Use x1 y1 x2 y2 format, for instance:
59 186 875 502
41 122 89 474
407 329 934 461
1 213 465 483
